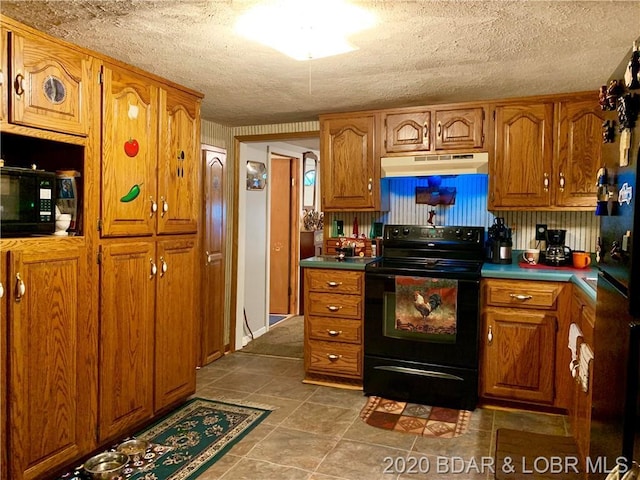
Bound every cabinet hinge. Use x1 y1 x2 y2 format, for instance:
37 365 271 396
291 178 295 187
97 218 103 231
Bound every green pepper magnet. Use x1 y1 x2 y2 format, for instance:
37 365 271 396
120 183 143 202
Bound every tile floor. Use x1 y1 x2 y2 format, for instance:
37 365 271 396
192 353 570 480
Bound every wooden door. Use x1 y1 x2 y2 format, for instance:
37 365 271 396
0 252 6 480
155 239 198 411
9 31 90 135
8 247 95 480
482 309 556 404
99 241 155 441
101 64 158 237
201 146 226 365
491 103 554 208
269 156 292 314
321 115 377 211
434 107 485 150
555 98 605 208
157 87 201 235
382 110 430 154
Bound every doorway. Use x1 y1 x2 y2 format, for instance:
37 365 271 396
269 153 299 321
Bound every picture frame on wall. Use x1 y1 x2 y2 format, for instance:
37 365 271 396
246 161 267 190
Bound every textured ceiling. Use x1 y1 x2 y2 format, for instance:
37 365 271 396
1 1 639 127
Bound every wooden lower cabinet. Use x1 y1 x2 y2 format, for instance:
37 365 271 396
303 268 364 386
481 279 570 408
154 239 198 411
99 238 198 441
7 244 96 480
569 286 595 469
99 241 156 441
0 252 7 480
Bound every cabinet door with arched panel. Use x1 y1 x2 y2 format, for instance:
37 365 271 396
9 30 91 136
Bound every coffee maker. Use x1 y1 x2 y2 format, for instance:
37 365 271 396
544 229 572 266
487 217 513 264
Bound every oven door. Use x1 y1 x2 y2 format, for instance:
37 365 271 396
364 270 480 368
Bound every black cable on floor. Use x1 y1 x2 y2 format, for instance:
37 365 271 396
243 308 254 340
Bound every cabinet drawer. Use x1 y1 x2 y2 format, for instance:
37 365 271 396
307 292 362 319
306 340 362 377
484 280 563 310
306 317 362 344
305 269 363 295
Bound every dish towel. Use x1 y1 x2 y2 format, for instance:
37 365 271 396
568 323 583 378
579 342 594 393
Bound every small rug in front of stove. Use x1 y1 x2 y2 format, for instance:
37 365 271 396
360 396 471 438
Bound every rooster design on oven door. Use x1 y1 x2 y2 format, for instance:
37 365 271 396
413 291 442 321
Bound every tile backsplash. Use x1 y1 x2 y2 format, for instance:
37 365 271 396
327 175 600 252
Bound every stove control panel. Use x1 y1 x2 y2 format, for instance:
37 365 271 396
385 225 484 244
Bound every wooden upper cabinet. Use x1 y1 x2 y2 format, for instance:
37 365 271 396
98 241 155 442
8 30 90 136
321 114 381 211
383 110 430 153
101 64 158 237
8 247 95 480
157 87 201 235
555 98 605 208
381 106 486 156
434 107 484 150
491 103 554 208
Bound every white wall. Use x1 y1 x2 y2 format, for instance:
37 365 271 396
236 140 320 349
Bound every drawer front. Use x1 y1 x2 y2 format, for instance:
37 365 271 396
485 281 562 309
306 340 362 377
307 292 362 319
306 269 363 295
306 317 362 344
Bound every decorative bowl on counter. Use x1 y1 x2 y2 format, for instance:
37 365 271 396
83 451 129 480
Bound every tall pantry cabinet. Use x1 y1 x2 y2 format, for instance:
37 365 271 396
98 63 201 441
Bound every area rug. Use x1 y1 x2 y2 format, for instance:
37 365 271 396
360 396 471 438
56 398 271 480
239 314 303 358
494 428 582 479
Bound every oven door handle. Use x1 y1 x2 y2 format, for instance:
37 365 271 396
373 365 464 381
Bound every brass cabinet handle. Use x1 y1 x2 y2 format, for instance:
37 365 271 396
15 273 25 302
327 330 342 337
327 305 341 312
368 178 372 193
327 354 342 361
159 256 167 277
0 70 4 87
149 196 158 217
160 196 169 217
543 173 549 192
326 281 342 287
423 122 429 144
487 325 493 345
559 172 565 191
149 258 157 278
15 73 25 96
0 281 4 299
437 121 442 138
509 293 533 301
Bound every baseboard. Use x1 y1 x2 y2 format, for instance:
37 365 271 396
242 325 267 347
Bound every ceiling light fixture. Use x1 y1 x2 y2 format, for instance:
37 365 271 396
235 0 376 61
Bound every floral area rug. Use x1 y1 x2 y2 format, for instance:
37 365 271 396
360 396 471 438
57 398 271 480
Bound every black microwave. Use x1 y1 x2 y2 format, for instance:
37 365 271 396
0 166 56 236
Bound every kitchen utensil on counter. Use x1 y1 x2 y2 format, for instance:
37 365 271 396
522 249 540 265
487 217 513 264
572 251 592 269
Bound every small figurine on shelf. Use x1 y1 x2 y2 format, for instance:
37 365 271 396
602 120 616 143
